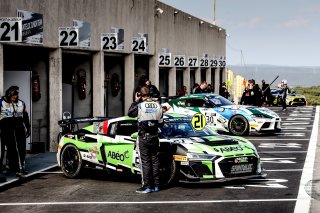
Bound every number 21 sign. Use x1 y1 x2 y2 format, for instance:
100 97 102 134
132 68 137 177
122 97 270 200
0 17 22 42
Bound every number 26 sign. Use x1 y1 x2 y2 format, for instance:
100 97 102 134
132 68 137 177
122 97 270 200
59 27 79 47
0 17 22 42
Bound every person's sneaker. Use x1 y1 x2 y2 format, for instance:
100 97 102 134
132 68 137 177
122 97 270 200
282 109 287 111
16 172 26 179
136 186 152 194
21 169 28 175
153 185 159 192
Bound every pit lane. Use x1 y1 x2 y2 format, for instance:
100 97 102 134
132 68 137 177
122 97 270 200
0 106 318 213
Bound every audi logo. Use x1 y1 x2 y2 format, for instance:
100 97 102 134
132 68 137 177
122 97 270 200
145 103 157 108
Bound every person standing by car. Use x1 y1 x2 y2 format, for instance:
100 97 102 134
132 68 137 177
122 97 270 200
194 81 208 94
128 86 163 193
145 79 160 101
0 86 31 178
261 80 272 106
280 80 290 111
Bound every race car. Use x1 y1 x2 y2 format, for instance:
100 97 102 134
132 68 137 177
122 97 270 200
57 114 265 185
162 94 281 136
271 89 306 106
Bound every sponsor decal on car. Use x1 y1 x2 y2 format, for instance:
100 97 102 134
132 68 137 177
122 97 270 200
219 145 244 153
173 155 188 161
108 150 129 161
230 164 253 174
234 157 248 164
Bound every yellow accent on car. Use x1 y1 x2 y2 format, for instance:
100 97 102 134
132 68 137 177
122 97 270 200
173 155 188 161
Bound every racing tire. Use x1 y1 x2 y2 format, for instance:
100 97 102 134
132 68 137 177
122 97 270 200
160 158 178 186
228 115 249 136
60 144 82 178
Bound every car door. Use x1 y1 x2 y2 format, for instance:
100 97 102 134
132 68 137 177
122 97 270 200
102 120 137 172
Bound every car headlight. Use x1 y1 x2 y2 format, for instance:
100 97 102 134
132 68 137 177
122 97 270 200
187 153 218 161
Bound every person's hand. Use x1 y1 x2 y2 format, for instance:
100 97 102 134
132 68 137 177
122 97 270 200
135 92 141 102
25 127 31 138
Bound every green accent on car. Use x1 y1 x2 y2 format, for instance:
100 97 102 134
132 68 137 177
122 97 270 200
202 161 213 174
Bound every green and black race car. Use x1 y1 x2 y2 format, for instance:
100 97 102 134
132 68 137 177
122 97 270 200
57 114 265 185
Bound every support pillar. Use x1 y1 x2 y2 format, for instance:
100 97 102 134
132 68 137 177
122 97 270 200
183 67 190 94
124 53 135 112
214 68 220 94
168 67 176 96
49 48 62 151
92 51 105 116
0 44 3 95
195 67 201 84
149 56 159 88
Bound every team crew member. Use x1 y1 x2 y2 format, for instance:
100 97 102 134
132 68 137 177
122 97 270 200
280 80 290 111
0 86 31 178
128 86 163 193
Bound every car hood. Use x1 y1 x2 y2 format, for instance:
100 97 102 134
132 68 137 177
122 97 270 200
217 105 279 118
161 135 257 157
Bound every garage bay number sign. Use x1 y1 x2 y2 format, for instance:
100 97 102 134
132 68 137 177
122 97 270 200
0 17 22 42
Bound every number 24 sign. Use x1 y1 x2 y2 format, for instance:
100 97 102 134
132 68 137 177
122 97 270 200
0 17 22 42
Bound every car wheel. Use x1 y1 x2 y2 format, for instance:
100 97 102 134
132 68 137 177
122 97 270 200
61 144 82 178
159 157 178 186
228 115 249 136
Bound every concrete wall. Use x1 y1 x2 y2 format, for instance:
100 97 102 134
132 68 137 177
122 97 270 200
0 0 226 151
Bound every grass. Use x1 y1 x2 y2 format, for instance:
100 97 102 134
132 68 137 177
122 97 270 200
293 86 320 106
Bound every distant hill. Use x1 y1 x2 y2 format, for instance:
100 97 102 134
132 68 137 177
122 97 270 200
228 65 320 87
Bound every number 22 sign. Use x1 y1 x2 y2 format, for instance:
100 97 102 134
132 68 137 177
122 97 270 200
59 27 79 47
0 17 22 42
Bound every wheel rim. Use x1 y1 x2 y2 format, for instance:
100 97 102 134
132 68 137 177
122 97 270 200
62 146 80 176
230 117 247 135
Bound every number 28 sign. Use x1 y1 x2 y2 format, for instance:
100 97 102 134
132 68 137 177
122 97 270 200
59 27 79 47
0 17 22 42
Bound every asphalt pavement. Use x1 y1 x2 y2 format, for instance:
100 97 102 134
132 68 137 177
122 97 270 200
0 106 319 213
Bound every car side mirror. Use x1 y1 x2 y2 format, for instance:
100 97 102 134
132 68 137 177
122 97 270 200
131 132 138 139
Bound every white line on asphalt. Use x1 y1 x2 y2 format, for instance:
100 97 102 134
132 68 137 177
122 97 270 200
248 139 309 141
260 151 307 154
0 199 298 206
266 169 303 172
0 164 58 187
294 106 319 213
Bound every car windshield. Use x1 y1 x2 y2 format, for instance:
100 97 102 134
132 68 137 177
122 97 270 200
159 122 218 138
208 95 234 107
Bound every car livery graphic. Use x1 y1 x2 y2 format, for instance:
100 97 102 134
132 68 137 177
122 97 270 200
162 94 281 136
57 113 265 185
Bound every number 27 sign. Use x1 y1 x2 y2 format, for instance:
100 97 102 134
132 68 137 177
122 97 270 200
0 17 22 42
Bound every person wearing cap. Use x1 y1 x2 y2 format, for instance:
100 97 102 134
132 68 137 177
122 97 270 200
128 86 163 193
0 86 31 178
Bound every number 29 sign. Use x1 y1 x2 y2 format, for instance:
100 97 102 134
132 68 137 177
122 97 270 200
0 17 22 42
59 27 79 47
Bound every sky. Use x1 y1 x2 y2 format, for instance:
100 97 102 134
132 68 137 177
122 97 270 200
159 0 320 67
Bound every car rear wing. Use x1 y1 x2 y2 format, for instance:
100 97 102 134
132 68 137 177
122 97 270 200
58 116 110 135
